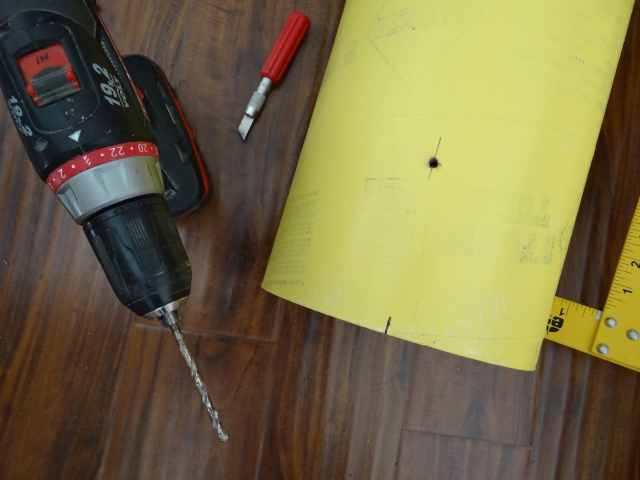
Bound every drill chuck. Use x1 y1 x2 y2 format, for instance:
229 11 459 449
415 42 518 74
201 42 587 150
83 195 191 318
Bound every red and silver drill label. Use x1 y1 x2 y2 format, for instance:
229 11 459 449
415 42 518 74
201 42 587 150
46 141 159 193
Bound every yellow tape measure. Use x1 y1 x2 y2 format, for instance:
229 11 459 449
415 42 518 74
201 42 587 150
546 200 640 372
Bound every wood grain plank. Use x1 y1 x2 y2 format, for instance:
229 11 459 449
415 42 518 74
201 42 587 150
395 430 530 480
529 342 640 480
403 346 538 447
97 0 191 78
103 323 274 479
258 305 414 479
526 342 592 479
572 362 640 479
0 129 133 480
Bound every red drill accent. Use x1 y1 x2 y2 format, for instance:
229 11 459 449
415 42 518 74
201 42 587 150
17 43 81 106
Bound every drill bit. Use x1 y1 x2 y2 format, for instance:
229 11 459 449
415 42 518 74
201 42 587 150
238 78 272 140
169 323 228 442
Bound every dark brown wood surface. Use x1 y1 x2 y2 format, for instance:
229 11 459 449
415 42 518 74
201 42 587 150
0 1 639 478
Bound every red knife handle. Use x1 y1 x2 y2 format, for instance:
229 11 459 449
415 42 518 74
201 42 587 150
260 11 310 85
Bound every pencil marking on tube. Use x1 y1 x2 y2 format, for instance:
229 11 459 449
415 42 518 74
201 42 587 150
367 39 406 85
428 137 442 180
385 317 392 334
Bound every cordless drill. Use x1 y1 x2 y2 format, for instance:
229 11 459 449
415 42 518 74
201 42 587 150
0 0 226 438
0 0 190 326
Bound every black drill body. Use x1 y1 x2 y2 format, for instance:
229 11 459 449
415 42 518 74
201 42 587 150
0 0 191 319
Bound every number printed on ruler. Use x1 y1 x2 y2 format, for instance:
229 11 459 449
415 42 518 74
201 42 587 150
92 63 130 108
606 208 640 310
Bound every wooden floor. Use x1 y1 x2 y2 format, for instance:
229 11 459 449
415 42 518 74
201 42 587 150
1 1 639 478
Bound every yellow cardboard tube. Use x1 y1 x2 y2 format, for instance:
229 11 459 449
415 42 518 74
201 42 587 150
263 0 634 370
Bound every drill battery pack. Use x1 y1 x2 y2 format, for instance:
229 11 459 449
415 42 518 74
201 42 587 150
123 54 211 219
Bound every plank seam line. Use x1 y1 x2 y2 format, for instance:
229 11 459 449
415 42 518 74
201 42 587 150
132 321 277 344
400 428 532 449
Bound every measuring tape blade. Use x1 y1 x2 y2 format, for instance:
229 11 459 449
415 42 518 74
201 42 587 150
546 297 640 371
546 200 640 372
546 296 601 352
